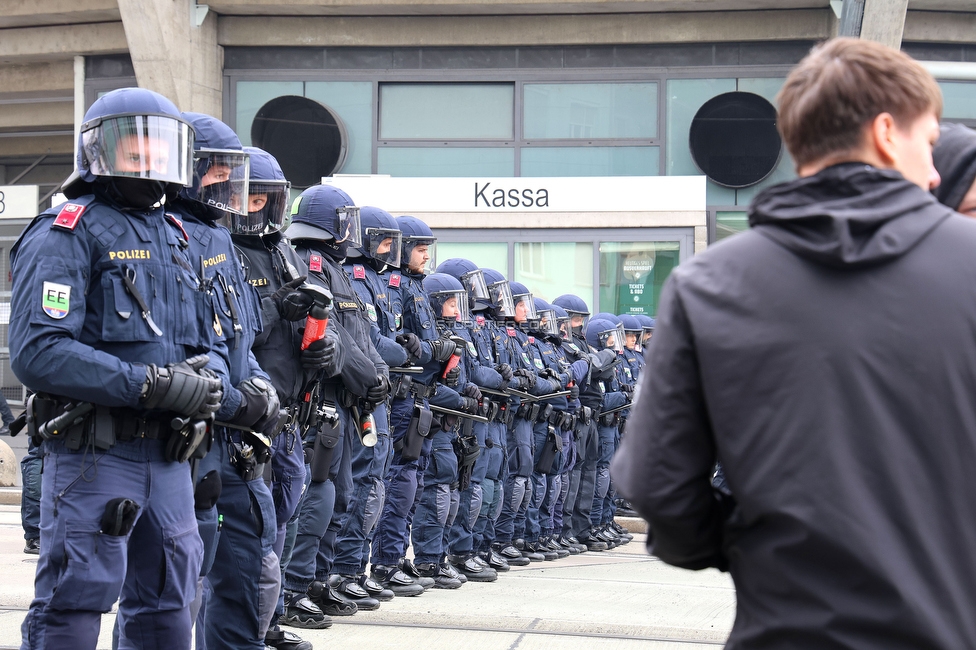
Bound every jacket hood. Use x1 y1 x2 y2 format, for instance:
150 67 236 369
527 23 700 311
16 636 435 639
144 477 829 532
749 163 953 269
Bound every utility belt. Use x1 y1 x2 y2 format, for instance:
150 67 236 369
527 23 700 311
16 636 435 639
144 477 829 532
26 394 211 463
391 374 438 400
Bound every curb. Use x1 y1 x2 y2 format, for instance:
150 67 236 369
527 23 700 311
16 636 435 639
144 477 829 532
0 488 21 506
615 516 648 534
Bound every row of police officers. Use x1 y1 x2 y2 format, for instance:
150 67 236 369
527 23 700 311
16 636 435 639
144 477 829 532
9 88 653 650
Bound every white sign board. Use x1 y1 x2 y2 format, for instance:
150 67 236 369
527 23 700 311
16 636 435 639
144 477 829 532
0 185 39 219
324 175 705 213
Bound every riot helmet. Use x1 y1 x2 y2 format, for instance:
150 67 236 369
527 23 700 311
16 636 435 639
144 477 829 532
552 305 572 341
593 312 622 325
508 281 537 326
552 294 590 335
234 146 289 235
350 206 402 271
180 113 250 222
481 268 516 320
436 258 492 313
65 87 194 209
619 314 642 351
396 216 436 275
586 317 624 353
635 314 655 345
424 273 471 326
535 298 560 338
287 184 362 258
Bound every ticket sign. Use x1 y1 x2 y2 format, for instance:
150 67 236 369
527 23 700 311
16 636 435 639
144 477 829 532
0 186 39 219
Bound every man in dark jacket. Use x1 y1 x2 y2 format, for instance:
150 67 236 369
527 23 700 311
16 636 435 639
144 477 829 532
612 38 976 649
932 122 976 216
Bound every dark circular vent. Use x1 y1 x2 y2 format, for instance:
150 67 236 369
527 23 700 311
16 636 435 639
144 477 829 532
251 95 348 188
689 92 782 188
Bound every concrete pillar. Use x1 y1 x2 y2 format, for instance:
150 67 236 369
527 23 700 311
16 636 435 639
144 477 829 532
860 0 909 48
74 55 85 160
117 0 221 116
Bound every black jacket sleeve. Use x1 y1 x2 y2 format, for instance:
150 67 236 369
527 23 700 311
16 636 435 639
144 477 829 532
610 275 726 571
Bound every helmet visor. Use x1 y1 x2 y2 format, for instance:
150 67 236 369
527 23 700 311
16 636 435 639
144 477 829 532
557 315 572 340
82 114 194 185
225 180 290 235
539 309 559 337
568 311 590 332
365 227 402 267
600 324 625 353
337 206 363 248
405 239 436 273
513 293 537 323
435 290 471 325
194 149 250 216
489 280 516 318
460 269 490 302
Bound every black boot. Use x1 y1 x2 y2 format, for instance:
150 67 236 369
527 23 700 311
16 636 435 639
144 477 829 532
399 557 436 590
265 628 313 650
448 554 498 582
515 538 545 562
493 542 531 566
280 591 332 629
307 579 357 617
370 564 425 597
415 561 463 589
479 548 510 571
357 573 395 601
329 574 381 610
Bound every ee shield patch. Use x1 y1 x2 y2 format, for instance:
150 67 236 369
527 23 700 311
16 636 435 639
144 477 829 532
42 281 71 319
53 203 85 230
309 255 323 273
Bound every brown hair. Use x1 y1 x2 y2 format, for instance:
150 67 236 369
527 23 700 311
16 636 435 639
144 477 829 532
777 38 943 169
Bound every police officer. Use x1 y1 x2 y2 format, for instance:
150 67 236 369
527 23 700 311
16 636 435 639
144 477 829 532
618 314 645 382
482 273 560 563
12 88 224 649
436 260 510 578
340 206 405 603
170 115 283 650
369 216 461 595
231 148 343 648
552 295 615 552
584 318 629 549
414 273 493 586
285 185 391 616
635 314 655 348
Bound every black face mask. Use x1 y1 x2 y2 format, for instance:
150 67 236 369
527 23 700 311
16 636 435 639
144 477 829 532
99 177 166 210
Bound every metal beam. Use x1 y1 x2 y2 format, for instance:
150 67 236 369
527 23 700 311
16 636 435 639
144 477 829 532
0 22 127 62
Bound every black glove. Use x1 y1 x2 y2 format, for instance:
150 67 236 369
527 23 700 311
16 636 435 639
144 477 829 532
444 365 461 387
459 396 480 414
429 336 458 363
141 355 223 419
462 383 482 401
568 384 580 401
366 375 391 403
620 383 635 395
396 333 422 359
301 337 338 371
234 376 280 431
495 363 514 382
511 375 533 391
272 277 313 321
515 368 536 390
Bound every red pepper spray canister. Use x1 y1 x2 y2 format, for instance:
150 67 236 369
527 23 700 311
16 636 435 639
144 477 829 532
299 284 334 351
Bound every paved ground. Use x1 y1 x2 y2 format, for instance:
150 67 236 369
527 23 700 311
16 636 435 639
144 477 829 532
0 501 735 650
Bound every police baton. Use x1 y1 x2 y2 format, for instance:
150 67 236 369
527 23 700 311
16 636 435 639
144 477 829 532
389 366 425 374
428 404 489 423
38 402 94 440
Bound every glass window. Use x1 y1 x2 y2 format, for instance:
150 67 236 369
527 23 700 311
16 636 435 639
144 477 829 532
379 84 515 139
236 81 304 147
716 211 749 241
520 146 659 177
666 78 737 205
377 147 515 177
599 241 680 317
433 242 508 274
514 242 593 306
940 81 976 120
523 83 658 139
305 82 373 174
735 78 796 205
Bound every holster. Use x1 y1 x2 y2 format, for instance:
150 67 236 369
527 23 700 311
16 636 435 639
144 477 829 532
534 426 563 475
309 418 340 483
536 403 554 424
400 402 432 462
453 430 481 492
